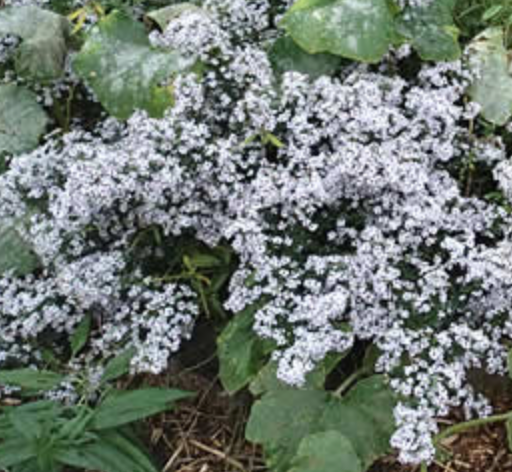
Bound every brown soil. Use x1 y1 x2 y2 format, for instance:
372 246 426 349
146 373 512 472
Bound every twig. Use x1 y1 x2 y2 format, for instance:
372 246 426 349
189 439 247 472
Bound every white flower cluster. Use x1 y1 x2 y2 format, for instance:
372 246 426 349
2 0 49 5
0 0 511 465
396 0 434 9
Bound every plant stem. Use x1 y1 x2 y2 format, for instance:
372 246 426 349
420 462 428 472
333 368 366 397
434 411 512 445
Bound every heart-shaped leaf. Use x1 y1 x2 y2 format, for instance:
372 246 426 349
289 431 362 472
467 28 512 125
282 0 396 63
0 6 70 81
246 376 395 472
0 84 49 160
0 218 40 276
73 11 195 120
395 0 460 61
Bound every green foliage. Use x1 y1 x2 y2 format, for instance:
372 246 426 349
69 315 92 358
100 347 137 384
0 387 192 472
0 369 64 393
282 0 397 63
0 218 40 276
0 6 70 81
289 431 362 472
249 353 345 396
246 376 396 472
282 0 461 63
92 388 193 430
217 301 274 394
269 35 343 79
467 27 512 125
146 3 201 30
396 0 461 61
0 84 49 160
73 10 195 120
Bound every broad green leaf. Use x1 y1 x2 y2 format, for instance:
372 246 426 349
467 28 512 125
0 84 49 158
250 352 345 396
289 431 362 472
0 6 70 81
269 35 342 79
246 389 329 472
0 439 35 469
218 302 274 394
0 369 64 391
396 0 460 61
73 11 195 120
100 347 136 384
320 376 396 469
246 376 395 472
70 315 91 357
0 218 40 276
282 0 396 63
92 388 193 430
146 3 201 30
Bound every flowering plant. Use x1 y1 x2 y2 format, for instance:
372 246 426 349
1 0 512 471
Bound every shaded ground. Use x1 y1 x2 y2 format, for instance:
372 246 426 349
148 366 512 472
130 322 512 472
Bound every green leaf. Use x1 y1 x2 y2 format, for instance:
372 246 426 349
0 6 70 81
0 369 64 392
92 388 193 430
482 5 503 22
73 11 196 120
246 389 329 472
250 352 345 396
0 218 40 276
0 439 35 469
467 28 512 126
70 315 91 358
395 0 461 61
187 252 223 269
60 430 157 472
246 376 395 472
100 347 136 384
320 377 396 469
282 0 396 63
289 431 362 472
146 3 201 30
269 35 342 79
218 302 274 394
0 84 49 159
